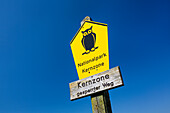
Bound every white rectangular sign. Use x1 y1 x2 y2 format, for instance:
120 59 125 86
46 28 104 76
69 66 124 101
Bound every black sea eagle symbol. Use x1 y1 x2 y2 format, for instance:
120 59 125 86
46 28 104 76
81 26 98 55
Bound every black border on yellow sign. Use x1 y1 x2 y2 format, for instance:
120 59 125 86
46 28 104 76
70 21 107 44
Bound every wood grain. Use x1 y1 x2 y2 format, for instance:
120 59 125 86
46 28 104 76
69 66 124 101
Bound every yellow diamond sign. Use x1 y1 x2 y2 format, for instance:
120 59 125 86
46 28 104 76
70 21 109 80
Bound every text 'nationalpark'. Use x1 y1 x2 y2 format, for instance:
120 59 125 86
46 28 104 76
78 53 107 73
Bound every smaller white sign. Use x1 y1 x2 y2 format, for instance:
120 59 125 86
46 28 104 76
69 66 124 101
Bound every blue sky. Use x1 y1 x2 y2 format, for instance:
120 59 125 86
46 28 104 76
0 0 170 113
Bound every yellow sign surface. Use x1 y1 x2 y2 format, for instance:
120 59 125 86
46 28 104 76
70 21 109 80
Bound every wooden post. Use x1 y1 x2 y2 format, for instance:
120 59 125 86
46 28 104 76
80 16 92 26
81 16 112 113
91 91 112 113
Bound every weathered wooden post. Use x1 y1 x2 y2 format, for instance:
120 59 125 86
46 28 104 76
91 91 112 113
69 16 124 113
